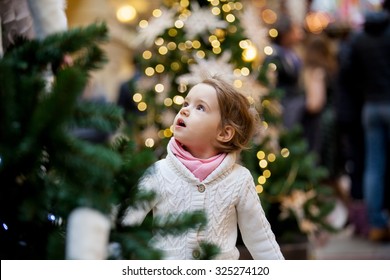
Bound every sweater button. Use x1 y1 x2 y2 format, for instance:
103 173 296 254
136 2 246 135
192 249 201 259
197 184 205 193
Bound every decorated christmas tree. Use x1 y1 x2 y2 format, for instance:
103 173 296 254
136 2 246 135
0 22 215 260
127 0 337 249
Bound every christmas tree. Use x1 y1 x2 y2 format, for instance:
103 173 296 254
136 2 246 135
128 0 337 247
0 22 214 260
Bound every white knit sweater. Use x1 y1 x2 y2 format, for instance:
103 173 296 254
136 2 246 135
123 146 284 260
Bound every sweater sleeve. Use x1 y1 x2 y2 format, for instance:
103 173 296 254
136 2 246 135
236 171 284 260
121 166 158 226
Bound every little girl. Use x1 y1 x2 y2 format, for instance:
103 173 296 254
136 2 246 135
123 76 284 260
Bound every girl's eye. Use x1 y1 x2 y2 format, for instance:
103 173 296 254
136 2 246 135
196 104 205 111
182 102 189 107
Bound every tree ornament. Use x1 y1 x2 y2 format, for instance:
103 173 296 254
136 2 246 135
66 207 110 260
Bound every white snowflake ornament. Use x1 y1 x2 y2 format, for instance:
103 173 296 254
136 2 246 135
239 3 269 55
176 51 235 85
135 7 176 48
184 2 227 39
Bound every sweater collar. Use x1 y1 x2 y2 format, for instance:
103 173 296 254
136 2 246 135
167 139 236 185
169 138 227 182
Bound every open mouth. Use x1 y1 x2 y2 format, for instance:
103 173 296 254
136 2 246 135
177 118 186 127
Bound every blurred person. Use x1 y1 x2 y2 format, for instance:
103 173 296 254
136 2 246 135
301 33 352 235
335 24 368 237
301 33 338 167
259 14 305 130
343 0 390 242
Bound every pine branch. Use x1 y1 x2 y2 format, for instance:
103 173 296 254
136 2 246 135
71 100 123 134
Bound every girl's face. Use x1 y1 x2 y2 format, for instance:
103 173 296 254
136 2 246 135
173 83 224 159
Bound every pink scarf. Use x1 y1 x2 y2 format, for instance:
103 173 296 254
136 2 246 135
169 138 227 181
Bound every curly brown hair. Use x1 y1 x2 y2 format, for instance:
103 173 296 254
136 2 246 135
202 76 259 153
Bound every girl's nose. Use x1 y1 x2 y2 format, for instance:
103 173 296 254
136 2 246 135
180 107 189 116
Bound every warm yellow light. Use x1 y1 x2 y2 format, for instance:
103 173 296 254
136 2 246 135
267 153 276 162
257 150 265 159
234 2 243 10
269 63 277 71
175 20 184 28
209 35 218 43
241 67 250 76
229 25 237 33
164 98 173 106
226 14 235 23
281 148 290 158
233 79 242 88
215 28 225 39
137 102 147 111
142 50 152 59
262 9 277 25
152 9 162 17
242 45 257 62
185 40 192 49
264 46 273 56
263 170 271 178
116 5 137 23
173 95 184 105
155 84 164 92
259 159 268 168
222 4 231 12
178 42 186 51
145 67 155 76
155 37 164 46
196 50 205 58
133 93 142 102
269 28 278 38
233 68 241 77
164 128 173 138
239 40 249 49
192 40 201 49
212 7 221 15
139 20 148 28
180 0 190 8
256 185 264 194
211 40 220 48
168 28 177 37
213 47 222 54
158 130 165 139
155 64 165 73
171 62 180 71
145 138 155 148
158 46 168 55
167 42 177 50
258 176 266 185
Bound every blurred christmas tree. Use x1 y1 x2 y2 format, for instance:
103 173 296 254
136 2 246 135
128 0 337 246
0 22 213 260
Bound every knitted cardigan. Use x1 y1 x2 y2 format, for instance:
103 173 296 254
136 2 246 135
123 146 284 260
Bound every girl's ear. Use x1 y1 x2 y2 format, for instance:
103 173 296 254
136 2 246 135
217 125 235 143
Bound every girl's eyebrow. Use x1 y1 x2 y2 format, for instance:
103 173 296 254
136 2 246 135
184 97 210 108
197 98 211 110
